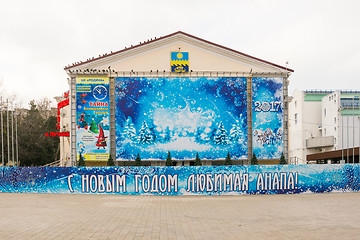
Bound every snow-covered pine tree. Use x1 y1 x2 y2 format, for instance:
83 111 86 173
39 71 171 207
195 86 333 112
138 121 153 144
123 117 137 141
213 122 228 145
229 123 241 142
148 122 157 143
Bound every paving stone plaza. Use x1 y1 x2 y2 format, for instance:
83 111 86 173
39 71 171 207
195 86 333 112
1 192 360 239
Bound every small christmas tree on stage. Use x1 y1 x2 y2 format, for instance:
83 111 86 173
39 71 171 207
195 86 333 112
135 153 142 166
78 153 86 167
107 155 115 166
251 153 258 165
165 151 173 166
194 152 202 166
279 152 287 165
224 152 232 165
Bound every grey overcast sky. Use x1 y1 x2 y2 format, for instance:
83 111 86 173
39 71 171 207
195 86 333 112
0 0 359 107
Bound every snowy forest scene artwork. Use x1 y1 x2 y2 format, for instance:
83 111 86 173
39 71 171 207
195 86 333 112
115 77 248 160
115 77 283 160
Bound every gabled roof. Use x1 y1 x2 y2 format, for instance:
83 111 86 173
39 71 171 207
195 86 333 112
64 31 294 72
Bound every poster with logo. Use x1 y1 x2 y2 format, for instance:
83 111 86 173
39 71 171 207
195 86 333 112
115 77 248 160
252 77 283 159
76 77 110 161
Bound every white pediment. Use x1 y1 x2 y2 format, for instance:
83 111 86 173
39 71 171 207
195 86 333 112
65 32 292 75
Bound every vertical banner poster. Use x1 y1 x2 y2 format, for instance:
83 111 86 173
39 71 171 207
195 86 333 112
252 77 283 159
76 77 110 161
115 77 247 160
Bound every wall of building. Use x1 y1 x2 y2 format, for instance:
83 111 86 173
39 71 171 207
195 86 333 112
289 90 360 164
66 33 292 166
60 104 71 166
55 95 71 167
289 90 324 164
321 91 339 149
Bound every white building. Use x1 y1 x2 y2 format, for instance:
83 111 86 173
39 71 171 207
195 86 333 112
63 31 292 166
289 89 360 164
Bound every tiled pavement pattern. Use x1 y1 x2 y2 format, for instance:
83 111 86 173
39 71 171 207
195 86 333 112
0 192 360 239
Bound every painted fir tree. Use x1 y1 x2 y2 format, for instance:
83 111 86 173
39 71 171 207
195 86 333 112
213 122 228 145
165 151 173 166
135 153 142 166
229 123 241 142
123 117 137 141
138 121 153 144
224 152 232 165
194 152 202 166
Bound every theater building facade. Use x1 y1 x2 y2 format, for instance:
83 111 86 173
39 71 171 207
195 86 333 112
63 31 293 167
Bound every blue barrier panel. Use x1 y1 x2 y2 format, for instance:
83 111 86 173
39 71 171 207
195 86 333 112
0 164 359 195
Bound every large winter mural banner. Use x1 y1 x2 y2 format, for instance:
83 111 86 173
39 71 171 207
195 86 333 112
1 164 360 195
252 78 283 159
76 77 110 161
115 77 248 160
